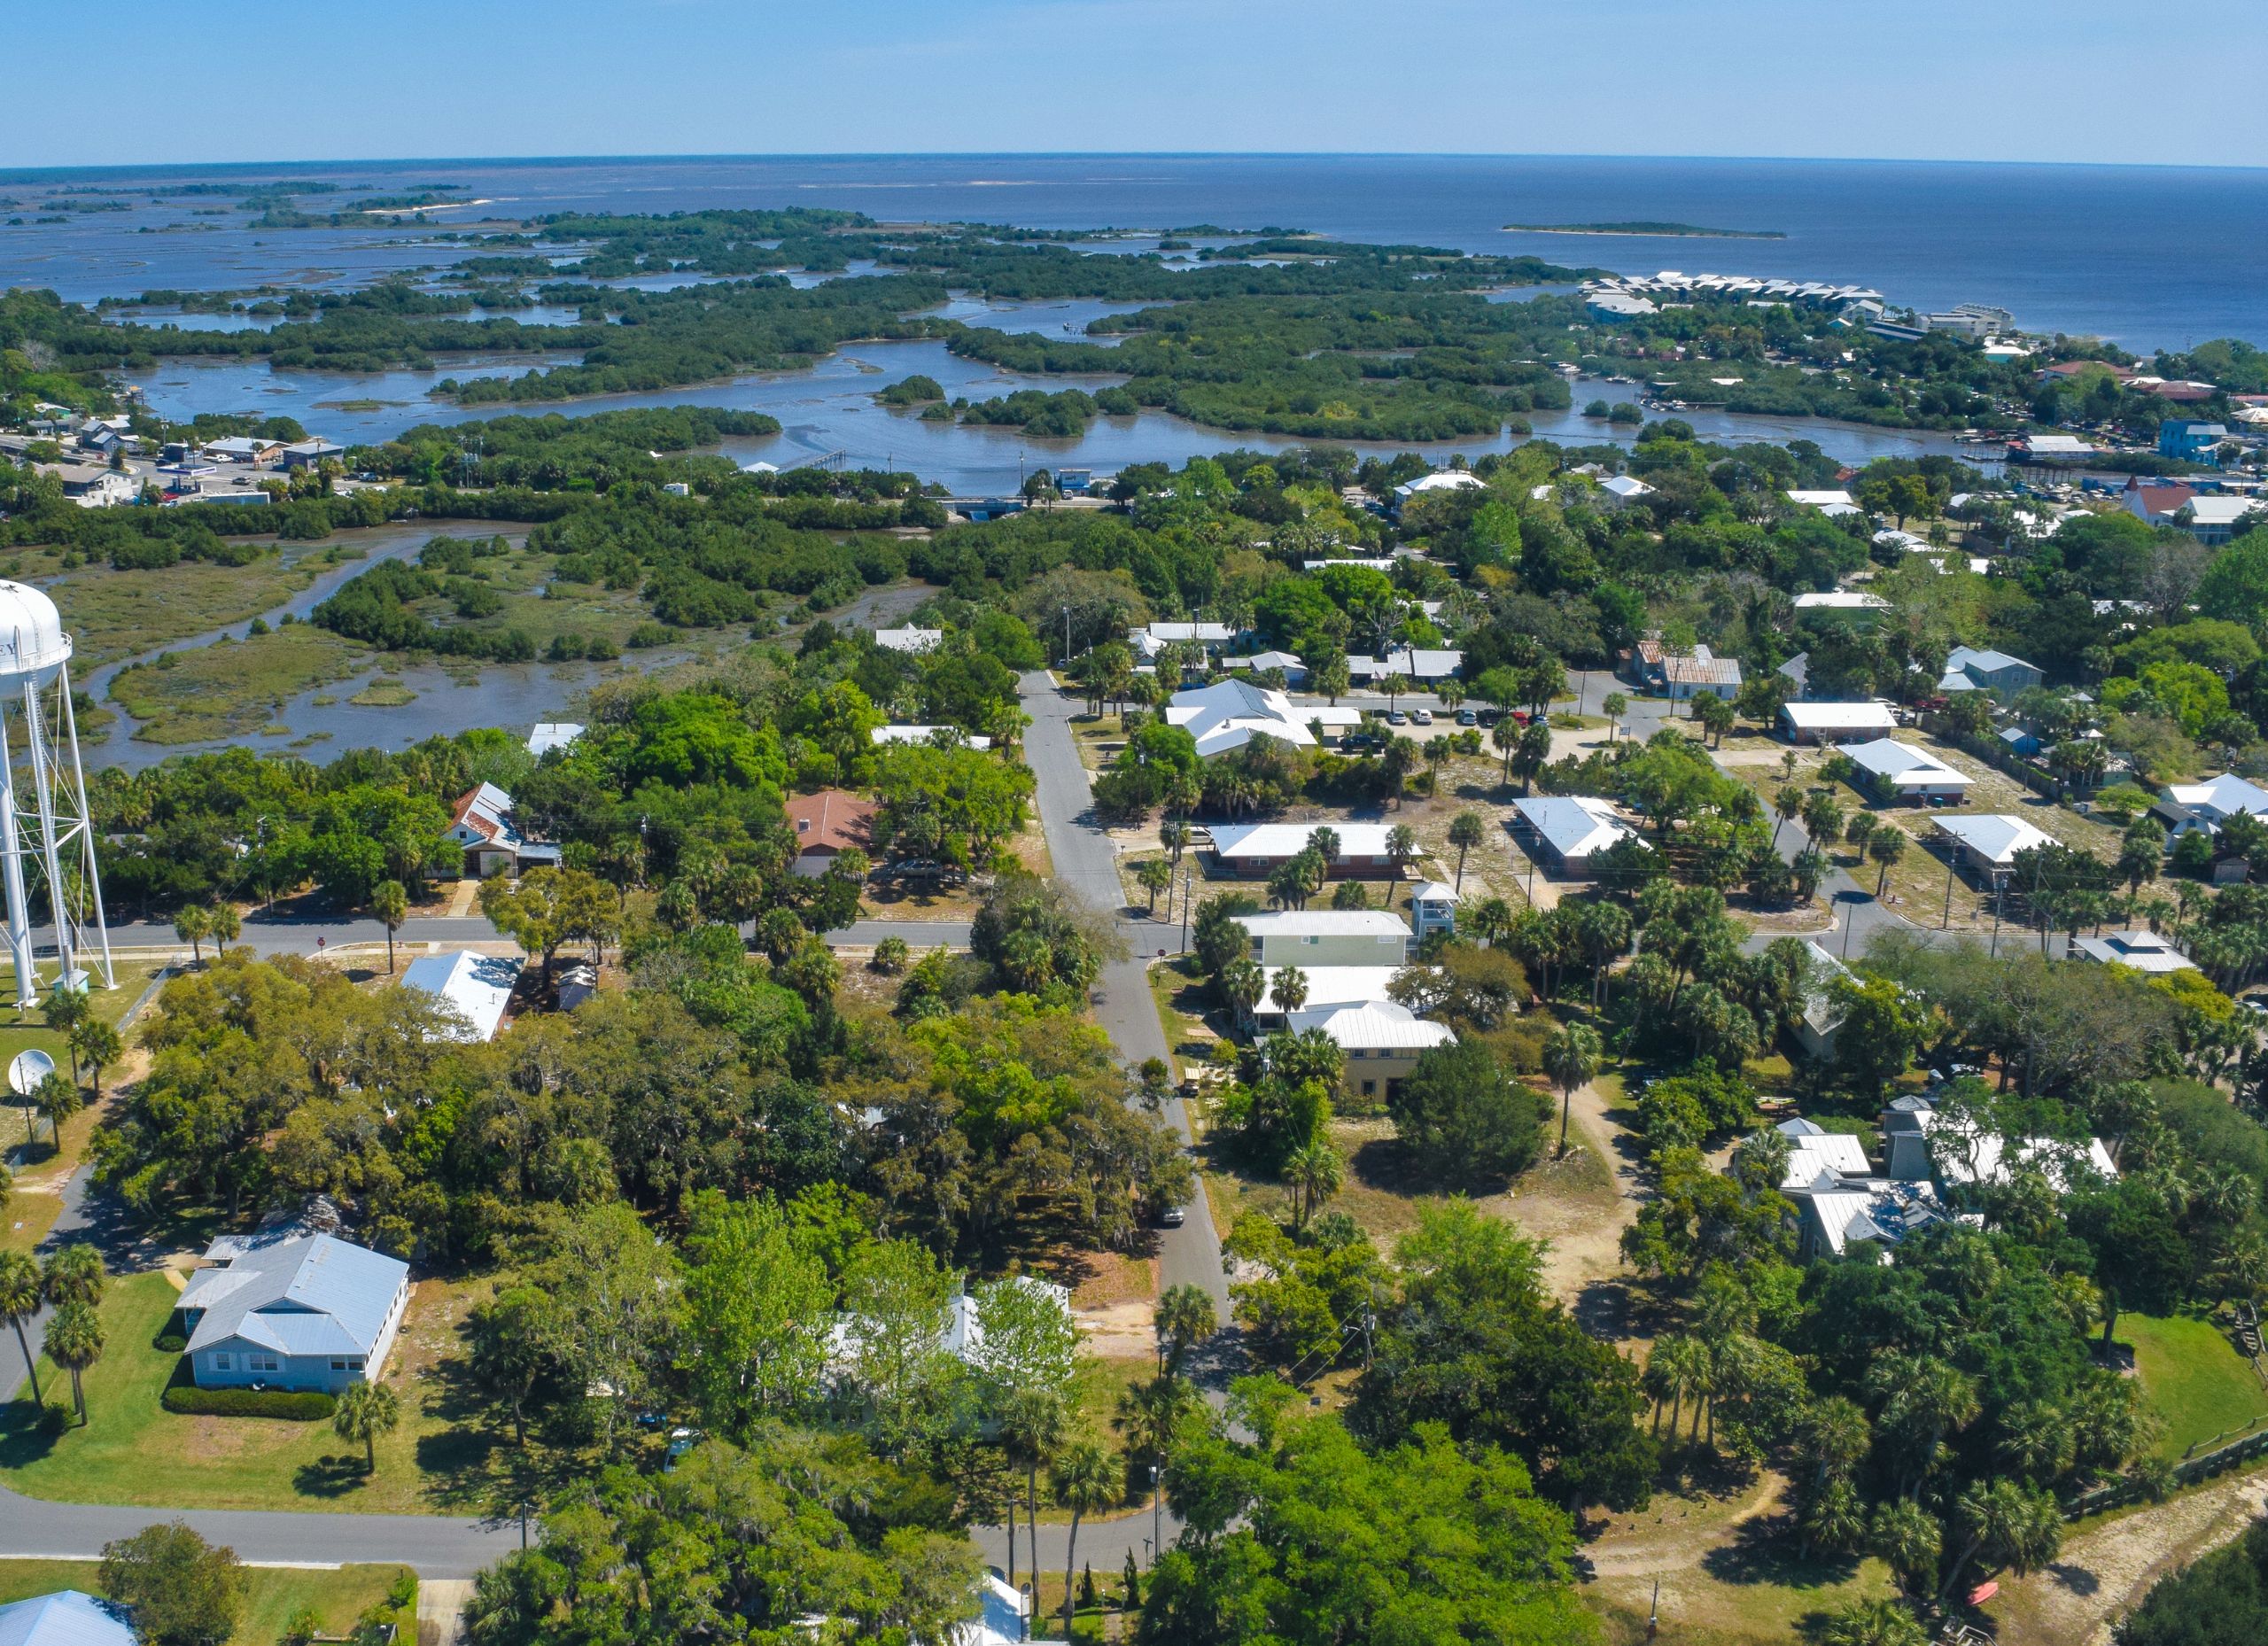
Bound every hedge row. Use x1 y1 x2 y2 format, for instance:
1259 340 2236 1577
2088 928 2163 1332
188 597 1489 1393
162 1386 335 1420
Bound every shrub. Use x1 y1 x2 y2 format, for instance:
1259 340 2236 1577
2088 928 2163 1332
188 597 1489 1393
152 1331 187 1353
163 1386 336 1420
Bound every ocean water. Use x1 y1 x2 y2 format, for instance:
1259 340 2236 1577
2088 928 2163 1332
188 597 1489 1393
4 152 2265 349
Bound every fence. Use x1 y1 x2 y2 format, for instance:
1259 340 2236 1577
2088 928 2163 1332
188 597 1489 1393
2064 1422 2268 1520
1918 712 2070 805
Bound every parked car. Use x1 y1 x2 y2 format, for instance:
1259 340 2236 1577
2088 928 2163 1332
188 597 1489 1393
1410 707 1433 725
1456 709 1478 726
1158 1205 1187 1228
1387 710 1409 726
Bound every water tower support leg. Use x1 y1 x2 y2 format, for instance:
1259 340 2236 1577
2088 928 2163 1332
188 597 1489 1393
0 706 35 1009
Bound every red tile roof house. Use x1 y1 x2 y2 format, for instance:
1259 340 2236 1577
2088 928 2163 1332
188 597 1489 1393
446 782 562 878
2122 476 2197 528
785 789 877 878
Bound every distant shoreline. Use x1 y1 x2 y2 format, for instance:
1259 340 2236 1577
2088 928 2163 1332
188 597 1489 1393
1503 221 1788 239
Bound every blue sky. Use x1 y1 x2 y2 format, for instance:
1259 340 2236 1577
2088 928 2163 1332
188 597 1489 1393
10 0 2262 168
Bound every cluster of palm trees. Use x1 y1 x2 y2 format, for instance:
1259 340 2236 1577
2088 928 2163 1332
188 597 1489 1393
0 1244 105 1424
1262 826 1423 915
167 901 242 968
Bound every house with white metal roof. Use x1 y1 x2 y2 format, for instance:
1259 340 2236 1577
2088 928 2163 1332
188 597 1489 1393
1347 648 1464 686
1221 650 1308 685
446 782 560 877
1597 474 1655 508
2156 773 2268 838
1837 739 1972 804
1791 591 1889 613
1938 645 2042 698
874 627 944 654
178 1232 410 1393
1234 909 1413 967
1167 679 1359 759
1390 470 1485 513
1253 965 1404 1030
870 725 992 751
1129 622 1237 663
1285 999 1453 1102
1930 813 2054 873
1779 702 1897 743
1208 820 1401 877
525 722 584 760
0 1592 135 1646
1786 488 1860 516
1881 1092 2118 1192
1788 1177 1952 1262
400 950 521 1043
1790 941 1852 1060
1775 1117 1872 1188
2071 928 2196 974
1510 796 1646 875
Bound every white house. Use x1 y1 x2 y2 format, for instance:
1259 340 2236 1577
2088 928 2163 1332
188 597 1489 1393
1596 474 1655 509
525 722 584 760
1779 702 1898 743
1409 881 1457 941
2156 773 2268 838
1938 645 2043 698
1787 1177 1952 1262
1881 1092 2118 1191
1233 909 1413 967
1510 796 1646 876
1791 591 1888 614
0 1592 136 1646
1221 650 1309 686
1837 739 1972 804
400 950 521 1043
1284 999 1454 1103
1786 488 1860 516
874 627 944 654
1391 470 1485 513
1930 813 2054 875
1253 966 1404 1030
830 1275 1072 1378
1775 1117 1872 1188
2071 929 2196 974
1165 679 1358 759
1630 640 1743 701
871 725 992 751
1347 648 1463 686
179 1231 410 1393
1129 622 1236 663
1208 820 1402 877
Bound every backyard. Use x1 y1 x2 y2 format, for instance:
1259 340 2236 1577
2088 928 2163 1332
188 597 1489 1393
0 1557 414 1646
2121 1310 2268 1458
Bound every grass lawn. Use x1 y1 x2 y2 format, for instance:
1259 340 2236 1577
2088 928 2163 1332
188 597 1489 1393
0 1558 413 1646
1146 955 1220 1081
108 626 368 745
2122 1311 2268 1456
0 1270 588 1516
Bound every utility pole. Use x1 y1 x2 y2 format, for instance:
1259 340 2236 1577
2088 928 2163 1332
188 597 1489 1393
1151 1464 1162 1564
1179 870 1193 953
1841 891 1857 960
1943 854 1956 928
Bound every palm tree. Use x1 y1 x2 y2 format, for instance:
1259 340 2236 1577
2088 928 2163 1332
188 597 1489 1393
1379 673 1409 715
1938 1478 2062 1607
41 1244 104 1311
1819 1597 1925 1646
1386 825 1420 889
1306 827 1340 868
1270 966 1309 1018
1159 819 1191 867
33 1071 79 1149
1543 1022 1604 1157
372 880 408 974
1801 1395 1873 1496
206 902 241 955
332 1379 400 1472
1219 959 1265 1025
172 905 210 968
1869 827 1907 896
67 1020 122 1104
1003 1386 1067 1588
1447 811 1485 892
1051 1439 1120 1642
1602 691 1627 742
1801 1478 1870 1559
0 1252 43 1408
1112 1374 1198 1471
1153 1284 1216 1378
44 1300 101 1425
1869 1499 1941 1602
1492 718 1519 785
1513 720 1552 794
1284 1141 1344 1229
1801 790 1843 850
1844 811 1878 864
1137 858 1174 915
1772 785 1803 850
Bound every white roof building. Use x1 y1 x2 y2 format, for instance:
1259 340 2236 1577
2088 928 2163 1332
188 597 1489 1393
1791 591 1889 611
1787 488 1860 516
1347 648 1463 684
1235 911 1413 942
1511 796 1644 869
1129 622 1236 661
2162 773 2268 828
1258 965 1403 1016
1598 474 1655 505
1285 998 1455 1055
2071 929 2196 974
1790 1178 1953 1262
1210 820 1398 864
525 722 584 760
0 1593 136 1646
1392 470 1485 509
1931 813 2054 869
870 725 992 750
1837 738 1972 798
1166 679 1359 758
400 950 521 1043
1775 1118 1874 1189
1780 702 1898 739
874 627 944 654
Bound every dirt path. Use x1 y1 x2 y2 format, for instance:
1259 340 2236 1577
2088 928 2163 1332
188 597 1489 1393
1519 1079 1646 1333
1993 1467 2268 1644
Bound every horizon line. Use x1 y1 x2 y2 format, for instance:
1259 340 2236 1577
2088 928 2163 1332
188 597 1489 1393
4 149 2267 180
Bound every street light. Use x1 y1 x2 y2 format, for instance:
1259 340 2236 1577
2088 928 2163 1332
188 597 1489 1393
1150 1462 1162 1563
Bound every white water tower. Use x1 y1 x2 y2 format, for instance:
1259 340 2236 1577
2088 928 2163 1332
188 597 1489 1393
0 582 112 1006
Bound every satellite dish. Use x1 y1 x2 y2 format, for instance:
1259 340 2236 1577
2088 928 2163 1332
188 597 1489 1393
7 1049 53 1099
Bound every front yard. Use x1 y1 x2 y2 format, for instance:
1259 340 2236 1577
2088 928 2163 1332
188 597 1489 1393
0 1557 414 1646
0 1269 590 1515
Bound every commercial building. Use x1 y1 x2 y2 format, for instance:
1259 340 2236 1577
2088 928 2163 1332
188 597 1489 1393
1233 909 1413 967
400 950 522 1044
1779 702 1898 743
784 788 877 878
1836 739 1973 804
180 1231 411 1393
1510 796 1646 876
